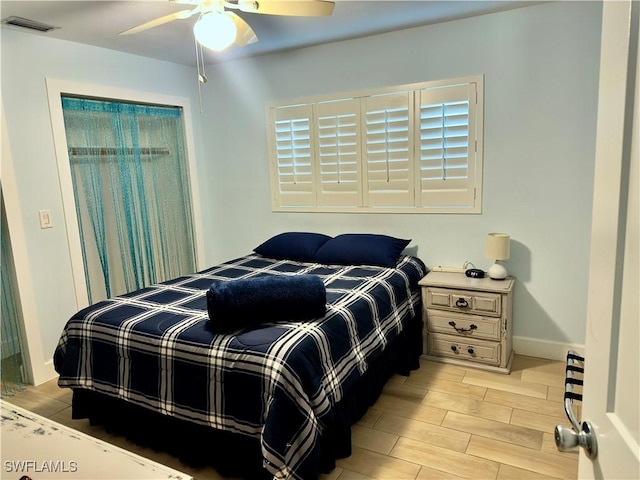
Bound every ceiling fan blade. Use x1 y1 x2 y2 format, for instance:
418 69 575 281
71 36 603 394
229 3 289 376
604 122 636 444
238 1 334 17
227 12 258 46
119 8 197 35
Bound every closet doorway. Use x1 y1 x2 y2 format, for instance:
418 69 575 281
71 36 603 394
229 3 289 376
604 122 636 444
61 97 196 304
47 80 204 309
1 194 27 396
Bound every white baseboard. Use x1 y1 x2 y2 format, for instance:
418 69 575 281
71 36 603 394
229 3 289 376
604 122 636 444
32 360 57 386
513 336 585 361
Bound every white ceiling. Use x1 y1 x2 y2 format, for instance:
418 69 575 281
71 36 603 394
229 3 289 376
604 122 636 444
0 1 541 66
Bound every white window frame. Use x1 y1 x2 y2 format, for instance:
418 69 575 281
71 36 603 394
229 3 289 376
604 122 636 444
266 75 484 214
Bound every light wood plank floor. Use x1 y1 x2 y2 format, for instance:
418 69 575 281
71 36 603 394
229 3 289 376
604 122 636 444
2 354 578 479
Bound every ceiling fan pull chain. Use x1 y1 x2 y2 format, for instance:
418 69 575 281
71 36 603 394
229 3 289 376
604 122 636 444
198 40 208 84
195 36 206 113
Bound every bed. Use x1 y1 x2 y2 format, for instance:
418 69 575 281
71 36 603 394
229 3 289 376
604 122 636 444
53 233 427 480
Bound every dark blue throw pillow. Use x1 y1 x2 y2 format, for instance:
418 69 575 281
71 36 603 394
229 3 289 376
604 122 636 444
207 275 327 331
254 232 332 262
314 234 411 268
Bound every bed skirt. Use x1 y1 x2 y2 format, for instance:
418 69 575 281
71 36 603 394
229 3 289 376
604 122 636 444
69 313 422 479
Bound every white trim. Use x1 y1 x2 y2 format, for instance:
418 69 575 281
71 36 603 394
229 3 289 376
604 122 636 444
265 75 484 110
45 78 205 312
39 361 57 385
1 100 54 386
513 335 585 361
271 205 480 214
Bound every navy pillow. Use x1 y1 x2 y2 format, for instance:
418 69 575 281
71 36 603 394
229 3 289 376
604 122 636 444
206 275 327 331
314 234 411 268
254 232 332 262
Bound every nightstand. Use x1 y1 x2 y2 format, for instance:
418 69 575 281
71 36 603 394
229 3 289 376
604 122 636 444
419 272 515 374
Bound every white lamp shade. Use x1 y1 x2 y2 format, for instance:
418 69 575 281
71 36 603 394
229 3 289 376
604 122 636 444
486 233 510 260
193 12 237 51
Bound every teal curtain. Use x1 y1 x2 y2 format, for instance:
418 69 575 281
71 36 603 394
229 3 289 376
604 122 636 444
1 194 27 396
62 97 196 304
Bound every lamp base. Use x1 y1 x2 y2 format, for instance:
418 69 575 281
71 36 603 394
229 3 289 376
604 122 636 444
488 262 507 280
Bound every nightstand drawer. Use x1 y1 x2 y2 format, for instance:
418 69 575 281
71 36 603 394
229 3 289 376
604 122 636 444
428 333 501 366
426 310 501 341
425 287 501 317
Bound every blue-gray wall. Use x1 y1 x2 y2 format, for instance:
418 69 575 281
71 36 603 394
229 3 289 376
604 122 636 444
1 1 602 381
199 0 602 346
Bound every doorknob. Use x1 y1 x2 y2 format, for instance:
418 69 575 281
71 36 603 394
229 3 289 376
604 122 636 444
554 421 597 459
554 350 598 459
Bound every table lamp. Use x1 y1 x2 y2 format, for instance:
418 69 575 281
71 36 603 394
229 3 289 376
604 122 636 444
486 233 510 280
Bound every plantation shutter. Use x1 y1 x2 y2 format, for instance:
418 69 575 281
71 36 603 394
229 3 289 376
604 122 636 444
315 99 361 206
363 93 414 207
267 75 483 213
418 82 477 208
270 104 315 207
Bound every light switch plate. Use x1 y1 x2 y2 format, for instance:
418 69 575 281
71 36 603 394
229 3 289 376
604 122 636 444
39 210 53 229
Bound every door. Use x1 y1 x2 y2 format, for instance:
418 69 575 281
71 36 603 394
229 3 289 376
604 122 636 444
1 195 27 395
46 80 205 313
577 0 639 478
61 97 197 305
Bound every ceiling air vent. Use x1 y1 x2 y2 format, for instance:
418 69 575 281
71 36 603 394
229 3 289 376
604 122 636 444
1 16 60 32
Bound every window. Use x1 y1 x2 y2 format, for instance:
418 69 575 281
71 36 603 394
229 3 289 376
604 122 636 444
267 75 483 213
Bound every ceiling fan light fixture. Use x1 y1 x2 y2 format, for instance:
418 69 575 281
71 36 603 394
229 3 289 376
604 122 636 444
193 12 237 51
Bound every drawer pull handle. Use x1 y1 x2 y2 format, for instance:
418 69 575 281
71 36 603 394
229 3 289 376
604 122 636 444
450 345 458 352
467 347 475 355
448 321 478 333
455 298 469 308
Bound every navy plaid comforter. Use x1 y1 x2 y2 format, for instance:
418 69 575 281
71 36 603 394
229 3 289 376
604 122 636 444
54 254 427 479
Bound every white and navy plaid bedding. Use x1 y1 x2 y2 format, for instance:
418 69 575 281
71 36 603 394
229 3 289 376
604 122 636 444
54 254 427 480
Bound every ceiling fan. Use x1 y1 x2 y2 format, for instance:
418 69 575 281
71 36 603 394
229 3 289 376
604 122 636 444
120 0 336 52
